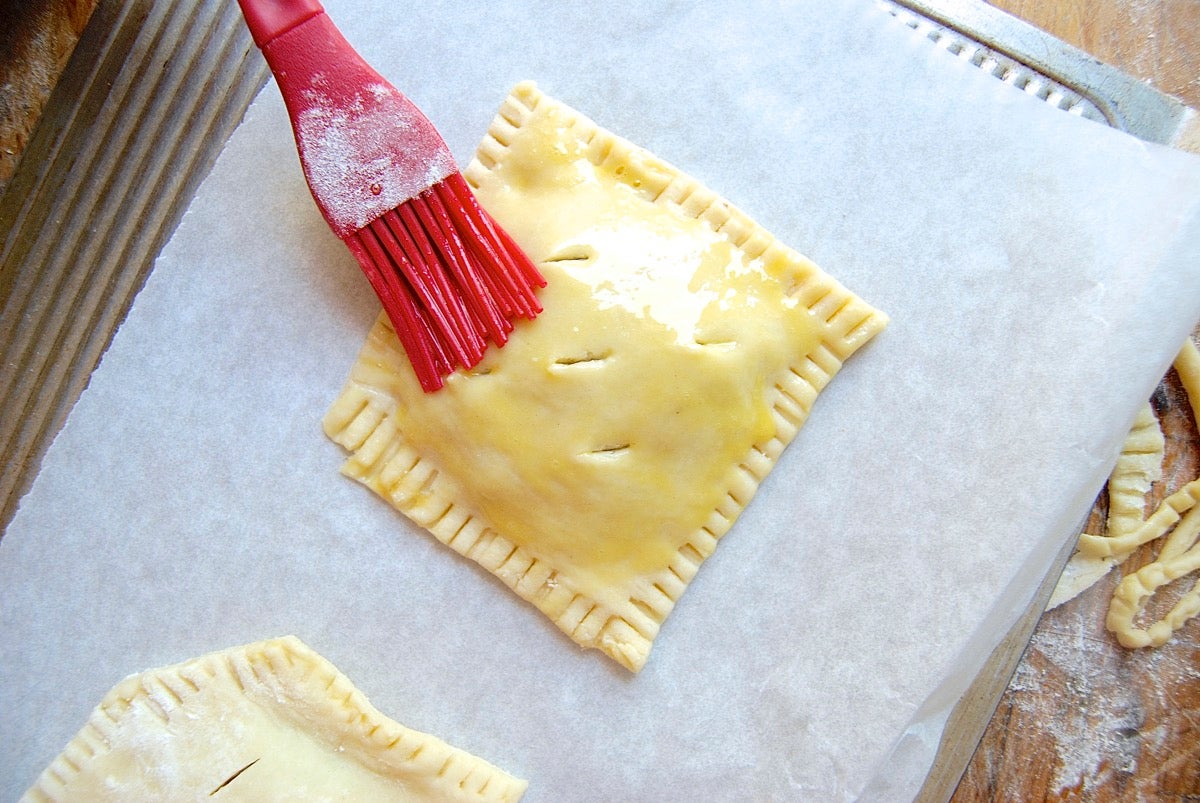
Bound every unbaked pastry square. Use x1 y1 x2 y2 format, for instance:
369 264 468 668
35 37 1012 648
24 636 526 801
324 82 887 672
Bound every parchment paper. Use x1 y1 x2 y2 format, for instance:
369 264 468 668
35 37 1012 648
4 1 1200 799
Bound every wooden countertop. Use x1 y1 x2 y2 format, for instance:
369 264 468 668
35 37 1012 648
2 1 1198 799
0 0 97 194
952 5 1200 800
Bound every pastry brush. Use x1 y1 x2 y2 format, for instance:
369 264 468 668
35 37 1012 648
237 0 544 391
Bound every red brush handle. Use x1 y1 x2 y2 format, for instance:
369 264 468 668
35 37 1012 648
236 0 457 238
236 0 544 393
255 10 391 125
237 0 325 48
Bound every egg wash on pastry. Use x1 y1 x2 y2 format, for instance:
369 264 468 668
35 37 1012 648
325 82 887 671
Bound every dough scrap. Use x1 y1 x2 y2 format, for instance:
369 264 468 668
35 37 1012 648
1051 337 1200 649
23 636 527 802
1047 403 1163 609
1105 478 1200 647
324 82 887 671
1104 339 1200 647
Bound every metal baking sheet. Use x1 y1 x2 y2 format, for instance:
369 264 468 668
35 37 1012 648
1 2 1193 799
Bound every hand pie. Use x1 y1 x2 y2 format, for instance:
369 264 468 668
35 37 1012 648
25 637 526 801
324 82 887 672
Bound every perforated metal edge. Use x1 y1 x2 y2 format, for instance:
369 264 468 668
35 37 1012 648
876 3 1197 800
883 0 1197 145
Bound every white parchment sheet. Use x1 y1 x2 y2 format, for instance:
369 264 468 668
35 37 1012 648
3 1 1200 799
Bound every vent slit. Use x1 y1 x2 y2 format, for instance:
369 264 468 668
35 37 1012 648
584 443 631 458
209 759 260 796
553 349 611 367
542 244 596 265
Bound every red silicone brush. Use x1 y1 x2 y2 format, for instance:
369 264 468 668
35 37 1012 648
237 0 544 391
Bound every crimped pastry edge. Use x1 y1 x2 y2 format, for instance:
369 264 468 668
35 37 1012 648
326 82 887 672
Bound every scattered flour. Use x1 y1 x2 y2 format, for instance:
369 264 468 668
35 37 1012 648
1004 620 1186 799
294 83 456 237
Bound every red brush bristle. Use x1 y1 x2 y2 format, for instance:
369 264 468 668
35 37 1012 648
382 205 483 365
345 175 546 392
412 189 510 346
442 173 545 318
236 2 545 393
345 235 445 390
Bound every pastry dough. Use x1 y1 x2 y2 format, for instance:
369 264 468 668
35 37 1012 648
1106 477 1200 647
1047 403 1164 609
24 637 526 802
1104 339 1200 647
324 82 887 671
1051 337 1200 648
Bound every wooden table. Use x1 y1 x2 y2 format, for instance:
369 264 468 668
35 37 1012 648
0 0 97 194
2 1 1198 799
951 5 1200 800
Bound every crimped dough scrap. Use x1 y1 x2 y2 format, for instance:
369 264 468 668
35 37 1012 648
24 637 526 802
1105 339 1200 648
1048 403 1165 609
325 82 887 671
